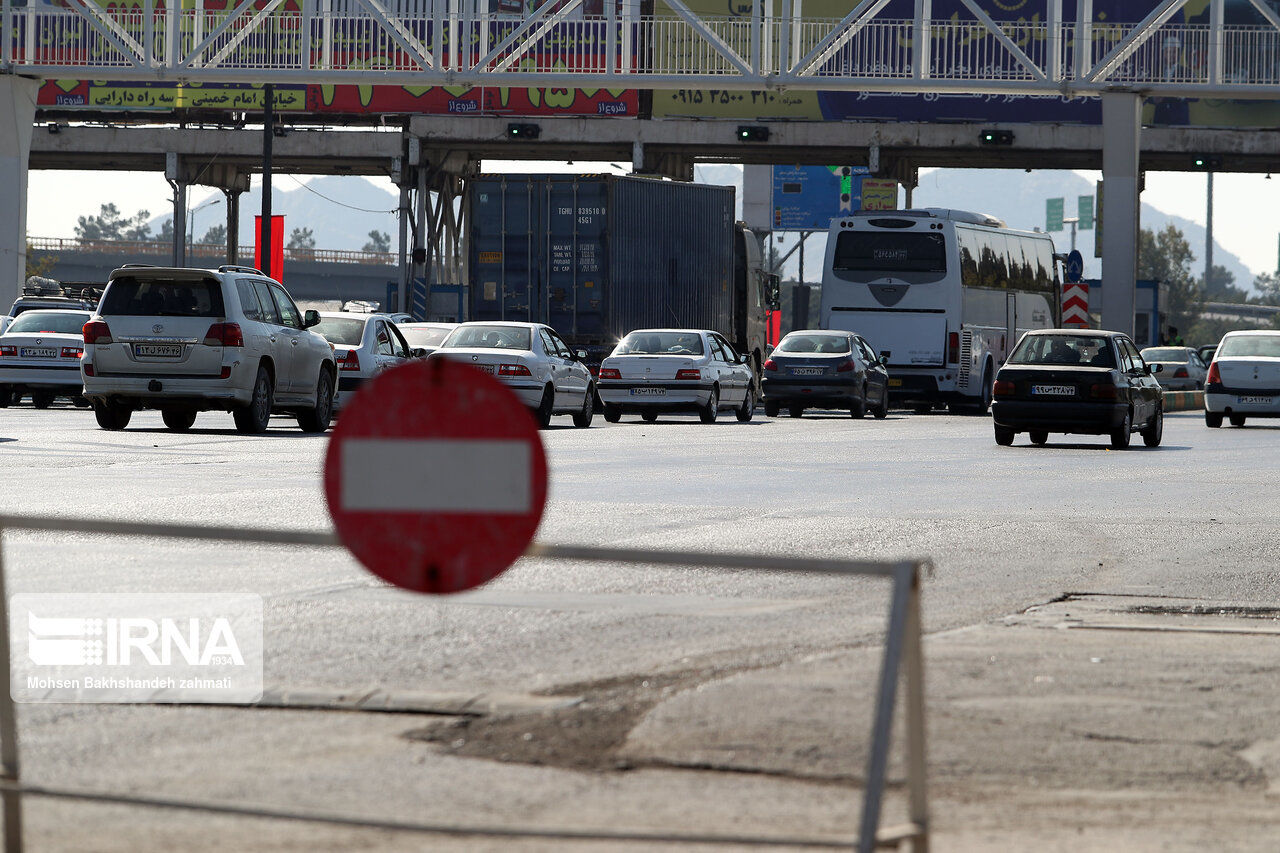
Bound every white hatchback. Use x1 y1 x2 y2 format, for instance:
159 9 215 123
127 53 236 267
0 309 92 408
81 265 337 433
1204 329 1280 428
596 328 756 423
434 321 594 428
313 312 413 411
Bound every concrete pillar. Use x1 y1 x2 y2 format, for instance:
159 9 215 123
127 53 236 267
1100 92 1141 337
0 76 39 312
171 179 187 266
223 189 240 264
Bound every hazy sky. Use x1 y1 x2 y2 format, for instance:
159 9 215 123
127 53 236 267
27 164 1280 282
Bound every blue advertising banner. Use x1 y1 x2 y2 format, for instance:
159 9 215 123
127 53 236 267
772 166 871 231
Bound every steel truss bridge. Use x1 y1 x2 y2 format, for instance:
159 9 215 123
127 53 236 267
4 0 1280 98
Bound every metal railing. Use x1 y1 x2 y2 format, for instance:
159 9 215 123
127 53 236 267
0 514 930 853
5 3 1280 96
27 237 397 267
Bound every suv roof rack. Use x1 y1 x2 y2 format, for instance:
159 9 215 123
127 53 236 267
118 263 157 269
218 265 265 275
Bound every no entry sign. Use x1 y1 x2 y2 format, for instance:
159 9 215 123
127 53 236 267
324 359 548 594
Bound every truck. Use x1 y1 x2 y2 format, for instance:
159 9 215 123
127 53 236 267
466 174 779 381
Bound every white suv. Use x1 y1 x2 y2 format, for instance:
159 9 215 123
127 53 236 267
81 265 337 433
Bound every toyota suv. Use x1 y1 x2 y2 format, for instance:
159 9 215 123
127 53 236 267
81 265 337 433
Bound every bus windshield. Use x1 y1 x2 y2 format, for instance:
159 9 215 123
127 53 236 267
832 231 947 274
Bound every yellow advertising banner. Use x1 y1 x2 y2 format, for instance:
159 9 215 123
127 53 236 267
85 83 306 111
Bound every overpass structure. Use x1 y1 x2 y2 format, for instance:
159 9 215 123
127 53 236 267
7 0 1280 332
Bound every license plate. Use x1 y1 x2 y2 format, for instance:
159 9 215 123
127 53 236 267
134 344 182 358
1031 385 1075 396
20 347 56 358
791 367 824 376
888 378 903 387
1239 395 1275 405
630 387 666 396
474 364 495 374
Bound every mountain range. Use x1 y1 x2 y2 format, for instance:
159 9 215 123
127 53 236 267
155 168 1254 294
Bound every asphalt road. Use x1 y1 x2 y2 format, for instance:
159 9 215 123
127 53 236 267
2 402 1278 850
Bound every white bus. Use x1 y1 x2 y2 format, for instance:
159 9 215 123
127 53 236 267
819 208 1059 413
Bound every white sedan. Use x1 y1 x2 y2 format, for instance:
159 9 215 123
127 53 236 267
596 328 755 423
0 309 92 408
313 312 413 411
1204 329 1280 428
434 321 594 428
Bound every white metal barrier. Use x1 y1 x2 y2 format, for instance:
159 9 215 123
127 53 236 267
0 515 929 853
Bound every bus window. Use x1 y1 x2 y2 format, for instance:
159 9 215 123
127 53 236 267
1032 240 1054 292
978 232 1009 288
956 228 981 287
833 231 946 274
1007 235 1032 291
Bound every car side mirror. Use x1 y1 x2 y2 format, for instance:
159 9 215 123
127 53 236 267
302 309 321 329
1148 363 1161 374
879 351 891 365
411 347 428 358
575 350 588 361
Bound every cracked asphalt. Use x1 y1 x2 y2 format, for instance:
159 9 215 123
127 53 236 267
1 403 1278 850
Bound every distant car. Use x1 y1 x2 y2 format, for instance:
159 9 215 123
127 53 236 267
991 329 1165 449
1204 329 1280 428
761 329 889 419
0 309 92 408
396 322 458 357
81 265 337 433
1 295 97 335
435 321 594 428
1140 346 1207 390
1197 343 1219 367
381 313 414 325
596 328 755 424
313 312 413 411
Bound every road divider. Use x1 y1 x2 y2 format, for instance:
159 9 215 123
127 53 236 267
1163 390 1204 411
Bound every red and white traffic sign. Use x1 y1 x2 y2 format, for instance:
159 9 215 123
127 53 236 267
324 359 547 594
1062 282 1090 327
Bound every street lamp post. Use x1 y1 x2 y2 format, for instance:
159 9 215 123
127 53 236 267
187 197 222 259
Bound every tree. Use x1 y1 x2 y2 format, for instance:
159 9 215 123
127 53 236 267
1255 271 1280 306
74 203 152 242
159 218 174 241
199 224 227 246
1201 264 1248 304
287 227 315 250
361 230 391 253
1138 224 1202 333
24 242 56 279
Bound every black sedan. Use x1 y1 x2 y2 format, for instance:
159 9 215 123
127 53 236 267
762 330 889 419
990 329 1165 449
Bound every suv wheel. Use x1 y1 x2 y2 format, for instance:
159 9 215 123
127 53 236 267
297 369 335 433
31 391 56 409
93 399 132 431
161 408 197 432
233 366 274 434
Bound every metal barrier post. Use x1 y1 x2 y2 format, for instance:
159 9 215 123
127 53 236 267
905 571 929 853
0 527 23 853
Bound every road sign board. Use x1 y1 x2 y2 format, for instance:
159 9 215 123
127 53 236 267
1065 249 1084 283
858 179 899 211
1078 195 1094 230
772 165 870 230
1062 282 1090 327
1046 197 1064 232
324 359 548 594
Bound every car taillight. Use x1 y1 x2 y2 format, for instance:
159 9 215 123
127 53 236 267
993 379 1016 397
61 347 83 359
1173 367 1188 378
220 366 232 379
337 350 360 371
1207 362 1220 384
83 320 112 345
498 363 532 376
948 332 960 365
836 359 856 373
675 369 701 380
763 359 778 372
82 363 95 377
203 323 244 347
598 367 621 379
1090 383 1119 399
0 346 14 357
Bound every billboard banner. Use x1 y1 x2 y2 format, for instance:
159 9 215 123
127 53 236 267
652 0 1280 128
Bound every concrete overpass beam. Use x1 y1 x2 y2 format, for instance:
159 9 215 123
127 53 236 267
0 75 39 312
1100 92 1141 337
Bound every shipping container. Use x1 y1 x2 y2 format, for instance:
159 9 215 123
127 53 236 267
467 174 767 369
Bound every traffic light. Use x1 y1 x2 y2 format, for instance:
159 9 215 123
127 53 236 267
1191 155 1222 170
980 129 1014 145
507 123 541 140
737 125 770 142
